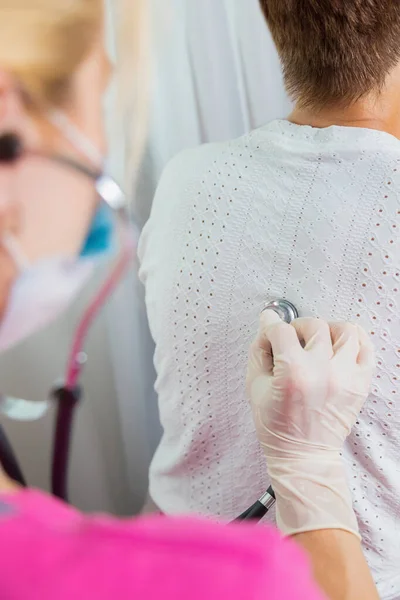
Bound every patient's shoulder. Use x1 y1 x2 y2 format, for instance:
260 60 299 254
162 142 226 184
150 132 257 215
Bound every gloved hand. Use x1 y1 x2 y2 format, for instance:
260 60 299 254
247 310 375 538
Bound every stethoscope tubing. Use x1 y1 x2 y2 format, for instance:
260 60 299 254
0 293 297 516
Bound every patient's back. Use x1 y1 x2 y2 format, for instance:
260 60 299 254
139 120 400 599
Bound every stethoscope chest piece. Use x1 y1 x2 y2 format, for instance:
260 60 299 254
263 299 299 324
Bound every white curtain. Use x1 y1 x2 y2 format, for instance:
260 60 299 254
106 0 291 508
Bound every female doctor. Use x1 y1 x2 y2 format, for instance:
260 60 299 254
0 1 379 599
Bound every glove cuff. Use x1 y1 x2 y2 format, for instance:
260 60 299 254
267 456 360 539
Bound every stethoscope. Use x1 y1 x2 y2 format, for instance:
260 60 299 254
235 298 299 523
0 293 298 517
0 134 301 519
0 134 136 501
0 143 297 519
0 289 298 515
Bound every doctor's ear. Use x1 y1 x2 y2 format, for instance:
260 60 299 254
0 70 26 125
0 69 48 156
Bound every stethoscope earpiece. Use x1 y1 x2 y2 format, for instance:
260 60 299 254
0 133 23 163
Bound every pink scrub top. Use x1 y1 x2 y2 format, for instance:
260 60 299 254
0 489 324 599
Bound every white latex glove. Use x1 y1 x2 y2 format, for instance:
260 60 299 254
247 311 375 538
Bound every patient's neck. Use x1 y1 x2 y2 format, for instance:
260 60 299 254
289 71 400 139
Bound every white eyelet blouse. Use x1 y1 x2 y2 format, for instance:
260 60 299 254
139 120 400 600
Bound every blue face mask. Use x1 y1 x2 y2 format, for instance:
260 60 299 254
80 202 116 259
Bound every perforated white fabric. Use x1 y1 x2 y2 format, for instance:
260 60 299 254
138 120 400 600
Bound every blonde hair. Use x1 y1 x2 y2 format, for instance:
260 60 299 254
0 0 149 185
0 1 103 108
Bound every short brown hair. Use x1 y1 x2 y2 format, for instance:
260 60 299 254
260 0 400 108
